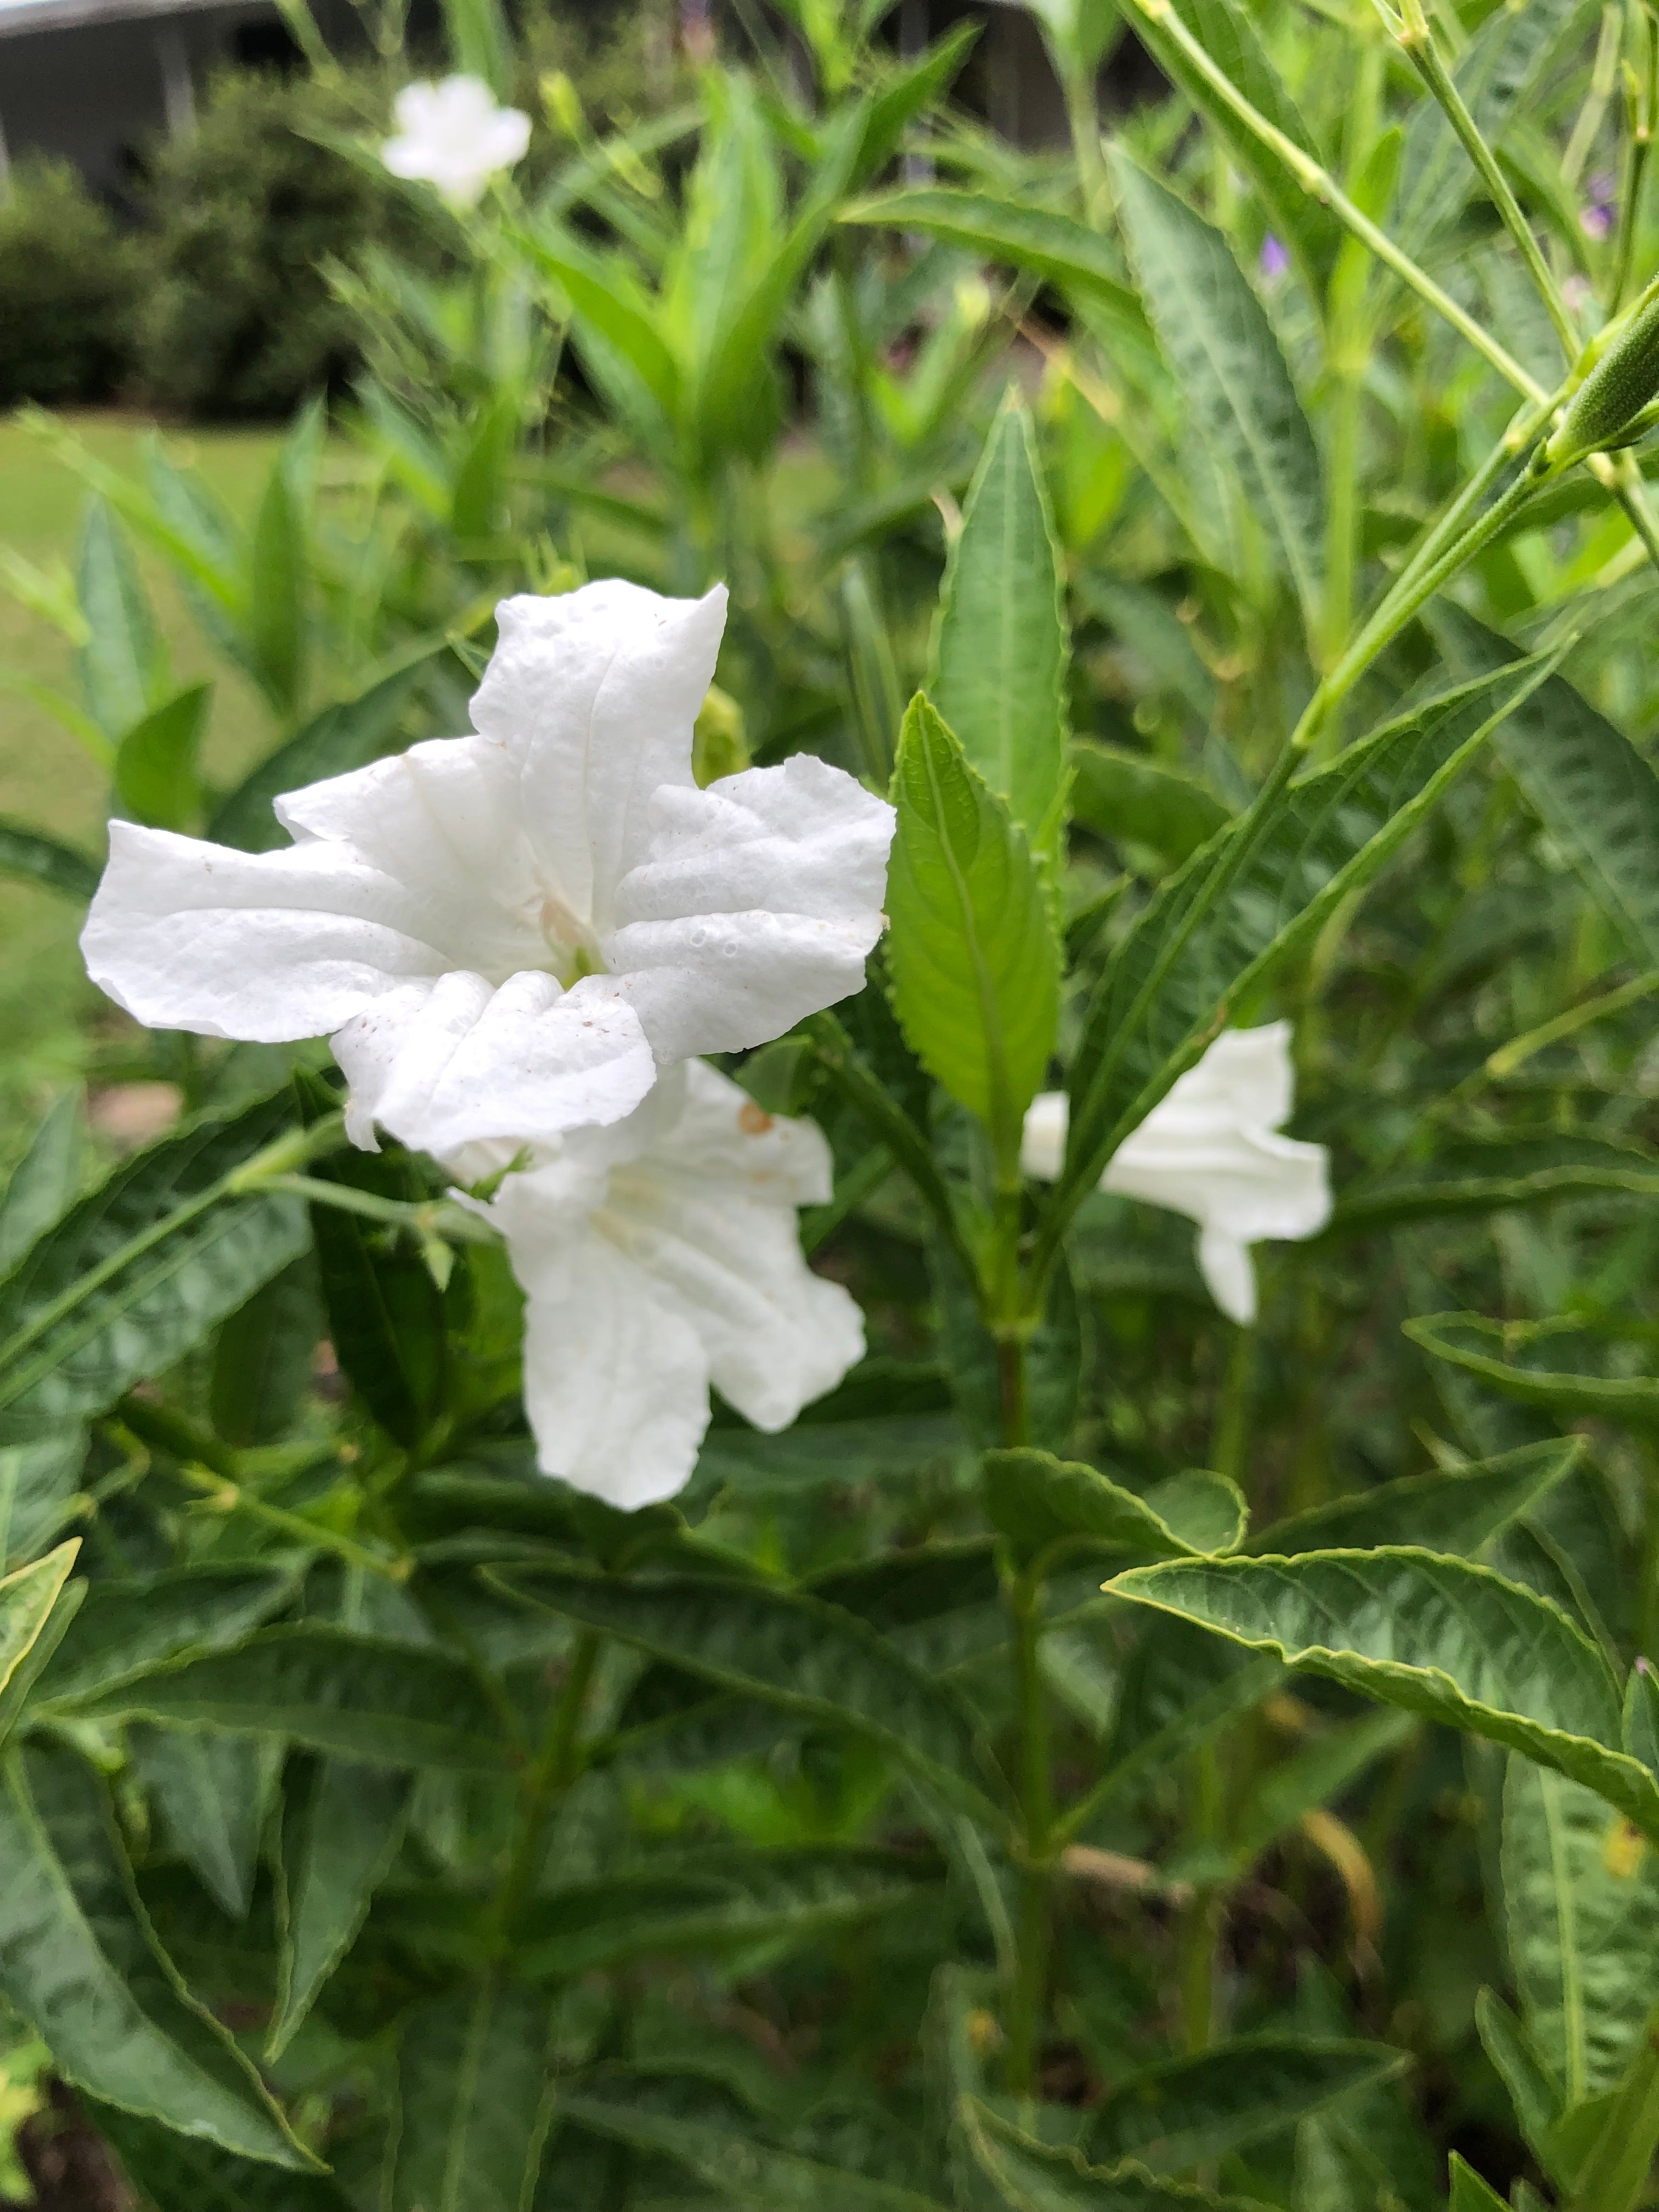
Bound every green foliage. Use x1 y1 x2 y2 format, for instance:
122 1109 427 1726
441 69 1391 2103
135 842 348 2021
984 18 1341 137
0 159 138 408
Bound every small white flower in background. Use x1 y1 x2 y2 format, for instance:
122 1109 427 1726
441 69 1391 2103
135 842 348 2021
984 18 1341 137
464 1060 865 1509
381 76 532 208
82 580 895 1161
1022 1022 1331 1327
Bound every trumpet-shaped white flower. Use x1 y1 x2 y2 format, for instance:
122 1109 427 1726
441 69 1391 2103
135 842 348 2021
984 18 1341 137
82 582 895 1160
471 1060 865 1508
1022 1023 1330 1325
382 76 532 208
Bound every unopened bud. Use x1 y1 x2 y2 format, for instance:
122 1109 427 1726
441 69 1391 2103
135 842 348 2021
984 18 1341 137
1546 279 1659 469
953 274 992 331
540 70 584 140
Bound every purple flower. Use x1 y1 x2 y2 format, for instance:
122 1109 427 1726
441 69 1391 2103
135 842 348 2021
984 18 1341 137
1259 234 1290 281
1582 172 1617 240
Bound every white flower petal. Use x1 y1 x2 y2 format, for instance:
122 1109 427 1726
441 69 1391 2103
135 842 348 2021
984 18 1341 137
1172 1019 1296 1128
1197 1227 1257 1326
607 754 896 1061
81 822 450 1042
381 76 530 205
512 1224 712 1510
1021 1092 1068 1182
469 582 727 940
332 970 654 1155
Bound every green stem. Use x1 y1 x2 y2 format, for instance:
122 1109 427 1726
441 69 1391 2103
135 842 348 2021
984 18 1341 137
263 1174 500 1244
1396 10 1578 356
1123 0 1547 400
1611 3 1655 313
1209 1323 1257 1482
490 1629 601 1954
1565 2 1624 189
1178 1747 1223 2052
1060 54 1110 225
1006 1565 1052 2102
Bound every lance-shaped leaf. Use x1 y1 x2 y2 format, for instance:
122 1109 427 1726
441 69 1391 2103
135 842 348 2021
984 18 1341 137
885 694 1060 1146
1329 1134 1659 1237
1430 605 1659 969
558 2068 950 2211
91 2105 353 2212
0 1092 309 1444
1502 1760 1659 2103
269 1756 413 2059
113 681 211 833
0 1434 84 1571
0 1090 84 1280
505 1846 939 1979
1110 148 1323 635
958 2097 1264 2209
75 496 164 737
0 1746 313 2168
1085 2035 1409 2174
986 1449 1245 1565
1063 656 1556 1207
1127 0 1340 292
1475 1988 1562 2175
932 394 1070 854
1070 741 1234 869
59 1624 512 1771
382 1980 555 2212
1109 1549 1659 1837
0 1541 81 1752
1249 1439 1581 1558
1404 1313 1659 1429
0 819 100 903
492 1565 1009 1824
31 1560 300 1712
129 1728 280 1920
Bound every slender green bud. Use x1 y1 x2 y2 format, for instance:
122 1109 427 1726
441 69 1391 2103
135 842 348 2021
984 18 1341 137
1547 278 1659 469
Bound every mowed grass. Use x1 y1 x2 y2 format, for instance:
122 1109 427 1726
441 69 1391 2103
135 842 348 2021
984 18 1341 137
0 412 284 1140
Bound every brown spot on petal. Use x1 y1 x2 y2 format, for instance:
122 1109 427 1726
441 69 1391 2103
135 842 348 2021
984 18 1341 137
738 1102 774 1135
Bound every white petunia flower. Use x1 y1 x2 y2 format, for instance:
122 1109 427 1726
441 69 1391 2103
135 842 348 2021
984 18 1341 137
467 1060 865 1509
381 76 532 208
1022 1022 1331 1326
82 581 895 1160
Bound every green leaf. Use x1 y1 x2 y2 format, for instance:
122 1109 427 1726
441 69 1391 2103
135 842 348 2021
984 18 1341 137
113 681 212 832
492 1566 1008 1823
0 1092 309 1444
31 1560 300 1712
521 227 679 430
885 694 1061 1142
985 1449 1245 1565
439 0 512 94
210 1257 322 1448
1249 1440 1582 1558
269 1756 413 2059
0 1433 85 1570
1404 1312 1659 1429
208 661 429 853
1430 606 1659 969
0 1091 83 1280
1448 2155 1511 2212
1063 656 1558 1204
958 2097 1262 2209
1109 1549 1659 1837
450 390 522 543
1069 742 1234 869
129 1727 279 1920
1109 149 1323 633
1502 1759 1659 2102
0 819 100 903
930 393 1069 855
383 1980 554 2212
1329 1133 1659 1236
248 459 307 718
1222 1709 1416 1870
1626 1666 1659 1771
1086 2035 1410 2174
1128 0 1340 294
839 189 1150 330
557 2068 950 2210
0 1745 312 2168
1474 1988 1562 2175
0 1543 80 1753
850 22 979 187
59 1624 513 1771
505 1846 938 1979
932 1239 1083 1453
92 2104 353 2212
74 498 164 737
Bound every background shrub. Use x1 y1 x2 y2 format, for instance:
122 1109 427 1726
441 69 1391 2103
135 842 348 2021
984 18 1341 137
0 159 138 408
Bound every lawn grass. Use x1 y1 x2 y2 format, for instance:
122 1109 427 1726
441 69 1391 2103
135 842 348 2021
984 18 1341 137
0 411 284 1147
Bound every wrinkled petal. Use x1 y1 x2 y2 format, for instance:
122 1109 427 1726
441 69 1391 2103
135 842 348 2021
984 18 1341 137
469 583 726 938
1104 1122 1331 1245
1173 1019 1296 1129
1020 1092 1067 1183
1197 1227 1257 1326
512 1226 712 1509
658 1058 836 1207
81 821 451 1042
607 754 896 1061
332 970 654 1155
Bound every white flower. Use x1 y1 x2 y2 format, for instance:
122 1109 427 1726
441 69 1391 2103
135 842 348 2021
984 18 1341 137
1022 1022 1330 1325
381 76 532 208
82 580 895 1160
470 1060 865 1509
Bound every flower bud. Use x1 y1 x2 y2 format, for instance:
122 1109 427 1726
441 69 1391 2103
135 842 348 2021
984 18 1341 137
1546 280 1659 469
540 69 584 140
